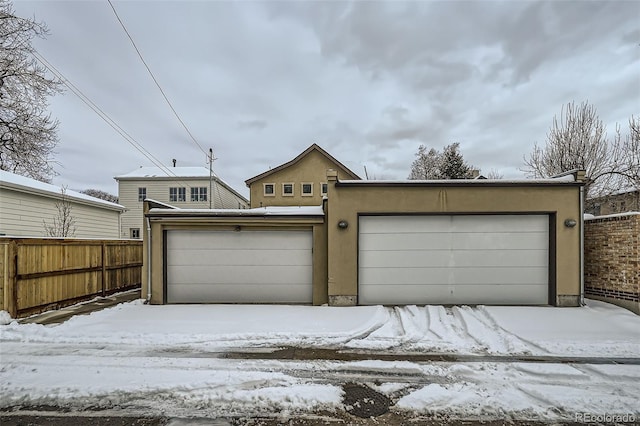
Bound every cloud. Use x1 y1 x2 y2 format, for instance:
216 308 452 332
237 119 268 131
10 0 639 195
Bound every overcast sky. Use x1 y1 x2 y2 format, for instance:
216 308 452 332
13 0 640 197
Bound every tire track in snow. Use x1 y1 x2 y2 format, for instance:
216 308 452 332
425 306 477 352
450 307 487 351
424 306 443 339
477 306 550 355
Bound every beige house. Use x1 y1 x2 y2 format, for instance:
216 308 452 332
115 166 248 239
143 167 586 307
0 170 124 238
245 144 360 208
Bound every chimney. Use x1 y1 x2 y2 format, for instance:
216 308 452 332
172 159 177 167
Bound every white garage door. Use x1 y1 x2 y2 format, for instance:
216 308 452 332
359 215 549 305
166 230 313 303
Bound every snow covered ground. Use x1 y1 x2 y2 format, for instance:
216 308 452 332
1 299 639 422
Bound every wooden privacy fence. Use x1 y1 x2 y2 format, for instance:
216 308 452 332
0 238 143 318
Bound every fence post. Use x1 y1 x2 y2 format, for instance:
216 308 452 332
3 241 18 318
101 242 106 297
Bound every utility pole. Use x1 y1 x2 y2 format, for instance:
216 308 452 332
208 148 215 209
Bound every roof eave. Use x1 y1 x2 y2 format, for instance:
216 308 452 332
0 182 125 211
335 180 586 188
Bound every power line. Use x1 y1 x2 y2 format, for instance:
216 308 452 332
107 0 208 157
32 51 198 190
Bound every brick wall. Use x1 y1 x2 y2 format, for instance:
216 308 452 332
584 213 639 314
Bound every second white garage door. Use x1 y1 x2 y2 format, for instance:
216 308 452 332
166 230 313 303
359 215 549 305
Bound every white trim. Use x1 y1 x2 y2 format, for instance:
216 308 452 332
263 183 275 197
282 183 294 196
301 182 313 196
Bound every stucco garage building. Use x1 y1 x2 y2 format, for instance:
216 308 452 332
143 169 585 307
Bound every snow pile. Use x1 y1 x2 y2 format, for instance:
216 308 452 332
0 310 12 325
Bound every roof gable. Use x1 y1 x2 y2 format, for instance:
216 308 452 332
245 144 360 186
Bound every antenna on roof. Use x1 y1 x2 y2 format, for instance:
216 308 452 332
363 165 369 180
172 158 176 167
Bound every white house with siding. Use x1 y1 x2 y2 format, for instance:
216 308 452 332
115 166 249 239
0 170 124 238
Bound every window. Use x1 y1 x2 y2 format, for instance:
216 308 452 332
301 182 313 196
169 187 186 202
264 183 275 196
191 187 208 202
282 183 294 196
321 183 328 196
138 187 146 202
130 228 140 239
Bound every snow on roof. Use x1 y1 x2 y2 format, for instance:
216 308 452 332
115 166 215 179
0 170 125 211
148 205 324 217
339 174 577 185
584 211 640 221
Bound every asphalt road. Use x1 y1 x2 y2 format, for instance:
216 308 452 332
0 413 598 426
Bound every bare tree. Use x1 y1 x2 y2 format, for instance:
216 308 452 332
43 186 76 237
607 115 640 191
81 189 119 204
522 101 637 197
0 0 61 182
486 169 504 179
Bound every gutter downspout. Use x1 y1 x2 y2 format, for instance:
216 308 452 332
579 184 585 306
145 216 152 304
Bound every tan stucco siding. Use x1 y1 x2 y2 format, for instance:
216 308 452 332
119 178 249 238
326 183 583 306
0 188 121 239
249 150 356 208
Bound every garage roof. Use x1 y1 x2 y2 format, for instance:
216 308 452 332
147 205 324 217
337 173 582 187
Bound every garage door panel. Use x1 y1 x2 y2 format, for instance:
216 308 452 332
451 215 548 232
168 249 312 267
360 267 451 286
360 233 452 250
166 230 312 303
167 231 311 250
359 283 547 305
168 265 313 285
360 250 452 268
169 283 313 304
360 266 547 286
451 232 548 250
451 267 547 285
361 249 547 268
360 215 451 234
451 250 548 267
359 215 549 305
